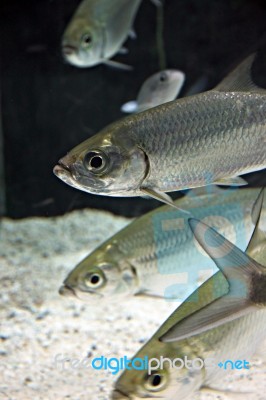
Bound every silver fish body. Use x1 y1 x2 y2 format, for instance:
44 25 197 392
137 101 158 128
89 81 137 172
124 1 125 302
112 203 266 399
59 188 265 302
62 0 141 67
54 55 266 198
121 70 185 113
132 91 266 192
113 296 266 399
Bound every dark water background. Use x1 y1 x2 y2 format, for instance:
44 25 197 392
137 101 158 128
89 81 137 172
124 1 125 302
1 0 266 218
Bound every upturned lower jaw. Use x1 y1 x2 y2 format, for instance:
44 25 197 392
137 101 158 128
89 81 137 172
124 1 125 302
53 165 75 186
53 164 68 176
111 389 131 399
58 284 76 297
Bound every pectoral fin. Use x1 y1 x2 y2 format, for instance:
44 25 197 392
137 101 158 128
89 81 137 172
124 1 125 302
135 290 164 299
103 59 133 71
160 295 254 343
140 188 191 215
201 386 253 398
160 216 264 343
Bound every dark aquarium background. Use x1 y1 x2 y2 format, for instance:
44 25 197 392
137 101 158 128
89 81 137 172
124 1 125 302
1 0 266 219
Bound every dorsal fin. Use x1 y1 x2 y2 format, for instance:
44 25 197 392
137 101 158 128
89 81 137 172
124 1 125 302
214 53 266 94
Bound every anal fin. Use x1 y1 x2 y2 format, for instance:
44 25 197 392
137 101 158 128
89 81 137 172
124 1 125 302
214 176 248 186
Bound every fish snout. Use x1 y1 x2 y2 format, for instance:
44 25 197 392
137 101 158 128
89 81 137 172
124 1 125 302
59 284 76 298
58 155 72 171
62 44 77 57
53 155 73 177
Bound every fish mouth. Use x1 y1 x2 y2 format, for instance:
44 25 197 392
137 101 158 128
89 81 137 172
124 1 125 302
58 157 71 171
59 284 77 298
53 158 75 184
111 389 131 399
62 44 77 56
53 164 73 183
53 160 111 194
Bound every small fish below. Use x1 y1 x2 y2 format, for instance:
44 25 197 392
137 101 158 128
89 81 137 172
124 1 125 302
61 0 158 69
59 188 266 305
111 190 266 400
54 53 266 210
121 69 185 113
161 189 266 343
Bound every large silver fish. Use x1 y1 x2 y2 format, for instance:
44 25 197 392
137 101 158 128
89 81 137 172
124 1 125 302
59 188 266 302
121 70 185 113
112 190 266 400
54 54 266 208
62 0 142 69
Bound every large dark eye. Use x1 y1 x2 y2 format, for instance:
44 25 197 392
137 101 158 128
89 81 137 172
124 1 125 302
83 150 109 174
143 371 167 392
84 272 105 289
159 72 167 82
81 32 93 48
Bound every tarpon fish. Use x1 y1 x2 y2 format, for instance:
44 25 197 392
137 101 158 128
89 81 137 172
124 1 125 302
112 190 266 400
59 188 266 302
121 70 185 113
54 54 266 209
62 0 146 69
161 189 266 342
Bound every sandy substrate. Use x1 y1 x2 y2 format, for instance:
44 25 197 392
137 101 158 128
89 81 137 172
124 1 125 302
0 209 266 400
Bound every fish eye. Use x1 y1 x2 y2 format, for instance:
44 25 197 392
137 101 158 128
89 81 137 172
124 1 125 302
81 32 93 48
143 371 168 392
159 72 168 82
84 272 105 289
83 150 109 174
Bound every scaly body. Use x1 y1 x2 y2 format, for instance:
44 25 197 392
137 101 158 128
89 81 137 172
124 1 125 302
130 91 266 192
112 193 266 399
60 188 266 301
112 271 266 399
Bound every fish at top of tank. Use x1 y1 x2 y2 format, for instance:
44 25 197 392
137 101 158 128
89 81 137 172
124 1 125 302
61 0 148 69
54 53 266 211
